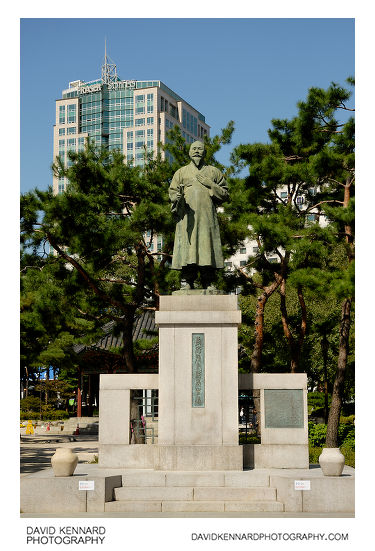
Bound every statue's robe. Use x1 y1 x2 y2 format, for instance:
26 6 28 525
169 162 228 269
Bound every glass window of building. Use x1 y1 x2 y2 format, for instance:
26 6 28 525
135 94 145 102
240 247 246 254
127 131 134 139
59 128 65 136
240 260 247 267
160 97 165 111
67 104 76 124
78 137 85 151
147 117 154 125
136 106 145 114
135 130 145 138
224 261 233 267
67 138 76 150
296 196 304 204
59 105 66 124
252 246 259 253
67 127 76 134
135 118 145 126
170 104 177 119
280 191 288 199
147 104 154 114
147 128 153 137
127 142 133 150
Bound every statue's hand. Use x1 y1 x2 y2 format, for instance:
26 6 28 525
176 183 185 201
196 173 213 188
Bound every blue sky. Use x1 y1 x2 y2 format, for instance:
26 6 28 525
20 18 354 193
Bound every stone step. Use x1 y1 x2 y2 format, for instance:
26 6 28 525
194 487 276 501
114 486 194 501
114 485 276 502
120 470 270 488
105 500 284 513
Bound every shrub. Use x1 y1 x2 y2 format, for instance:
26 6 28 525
309 446 323 464
309 445 355 468
340 415 355 424
20 408 69 421
308 421 355 449
20 412 37 421
308 422 327 447
20 396 40 412
42 409 70 420
239 434 261 444
308 392 331 413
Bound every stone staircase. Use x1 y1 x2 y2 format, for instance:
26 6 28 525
105 470 284 513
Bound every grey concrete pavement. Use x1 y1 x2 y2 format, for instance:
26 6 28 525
20 434 98 477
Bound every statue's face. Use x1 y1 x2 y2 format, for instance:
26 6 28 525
189 142 205 166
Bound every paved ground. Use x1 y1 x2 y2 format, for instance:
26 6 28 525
20 434 99 477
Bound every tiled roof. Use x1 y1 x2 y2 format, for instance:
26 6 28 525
73 310 157 354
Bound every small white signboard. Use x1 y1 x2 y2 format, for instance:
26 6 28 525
79 480 95 491
294 480 311 491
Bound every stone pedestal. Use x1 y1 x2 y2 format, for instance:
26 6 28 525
155 295 241 447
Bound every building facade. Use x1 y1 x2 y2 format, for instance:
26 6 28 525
52 57 210 196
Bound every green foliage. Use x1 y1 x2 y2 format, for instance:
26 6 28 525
239 434 261 444
21 143 176 373
309 446 355 468
308 391 331 411
20 396 41 412
308 422 328 447
308 421 355 449
21 128 238 375
20 407 70 421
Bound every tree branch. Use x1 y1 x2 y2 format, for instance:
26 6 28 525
306 200 344 211
45 231 131 313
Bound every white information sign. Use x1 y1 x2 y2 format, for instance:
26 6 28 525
79 480 95 491
294 480 311 491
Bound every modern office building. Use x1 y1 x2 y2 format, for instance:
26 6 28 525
52 51 210 195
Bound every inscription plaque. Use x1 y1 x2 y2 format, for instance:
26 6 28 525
192 333 205 408
264 389 304 428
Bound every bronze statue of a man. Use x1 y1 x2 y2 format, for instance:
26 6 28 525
169 141 228 289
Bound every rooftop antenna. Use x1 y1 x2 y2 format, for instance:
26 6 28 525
101 38 118 84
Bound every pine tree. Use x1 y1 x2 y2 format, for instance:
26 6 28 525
229 79 354 397
21 143 175 373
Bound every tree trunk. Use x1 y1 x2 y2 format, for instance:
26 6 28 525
251 293 267 373
121 312 137 373
251 276 282 372
321 333 329 424
45 367 49 405
279 280 307 373
325 297 352 447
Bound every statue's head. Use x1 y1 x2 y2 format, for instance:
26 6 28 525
189 141 206 167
